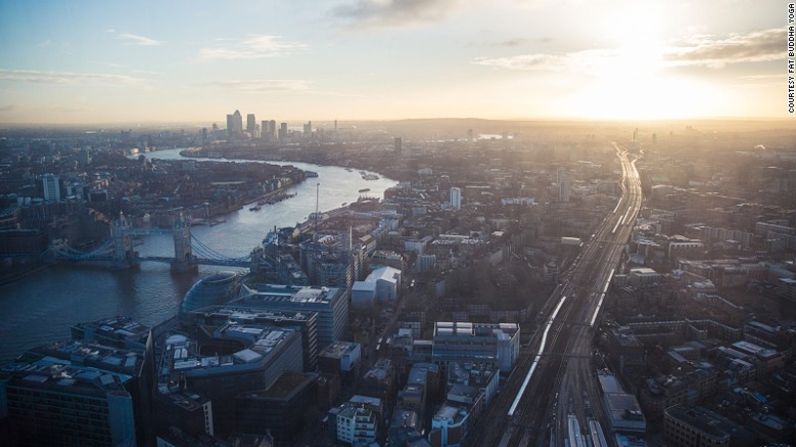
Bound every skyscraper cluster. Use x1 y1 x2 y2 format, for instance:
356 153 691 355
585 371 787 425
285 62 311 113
226 110 280 140
224 111 342 143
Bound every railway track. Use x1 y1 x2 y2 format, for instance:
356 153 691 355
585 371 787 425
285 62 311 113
468 144 643 447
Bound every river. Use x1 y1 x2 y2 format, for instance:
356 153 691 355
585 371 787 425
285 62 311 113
0 149 397 363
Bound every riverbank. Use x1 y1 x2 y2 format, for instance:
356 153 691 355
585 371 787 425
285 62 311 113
179 146 409 181
0 150 398 364
132 156 307 229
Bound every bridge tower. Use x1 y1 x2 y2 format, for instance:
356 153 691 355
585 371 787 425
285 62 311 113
172 212 197 273
110 213 138 268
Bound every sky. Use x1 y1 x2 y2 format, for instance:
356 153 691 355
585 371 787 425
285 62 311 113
0 0 790 123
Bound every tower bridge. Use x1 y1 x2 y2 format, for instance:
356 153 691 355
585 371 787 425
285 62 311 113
49 213 254 272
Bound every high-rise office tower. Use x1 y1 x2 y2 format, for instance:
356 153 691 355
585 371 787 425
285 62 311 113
449 187 462 210
247 113 256 135
261 120 270 140
42 173 60 202
269 120 277 136
226 110 243 137
279 122 288 141
303 121 312 137
558 168 570 202
394 137 402 154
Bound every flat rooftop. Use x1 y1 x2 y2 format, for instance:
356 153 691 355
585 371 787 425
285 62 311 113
732 340 779 359
72 316 150 341
189 305 316 324
240 283 341 305
320 341 359 359
158 323 298 386
433 405 468 424
32 340 143 375
240 371 317 401
1 354 132 396
597 371 625 395
605 392 646 432
665 405 733 440
434 321 519 337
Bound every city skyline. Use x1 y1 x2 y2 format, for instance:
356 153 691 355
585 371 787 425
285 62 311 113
0 0 792 124
3 2 796 445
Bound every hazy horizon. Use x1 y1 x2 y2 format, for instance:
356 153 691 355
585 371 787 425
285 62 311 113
1 116 795 129
1 0 793 124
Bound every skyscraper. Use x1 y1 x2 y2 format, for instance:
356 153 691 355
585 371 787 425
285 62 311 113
246 113 256 135
558 168 570 202
394 137 402 154
303 121 312 137
42 173 60 202
226 110 243 137
449 187 462 210
261 120 269 140
269 120 277 136
279 122 288 141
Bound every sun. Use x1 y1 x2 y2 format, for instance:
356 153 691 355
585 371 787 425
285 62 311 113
555 4 725 120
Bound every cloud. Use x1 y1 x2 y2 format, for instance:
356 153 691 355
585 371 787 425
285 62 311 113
116 32 162 46
473 49 615 72
738 74 781 80
495 38 529 47
199 35 305 60
212 79 311 91
0 69 147 85
473 28 783 73
473 53 565 70
106 29 162 46
332 0 459 28
665 28 782 67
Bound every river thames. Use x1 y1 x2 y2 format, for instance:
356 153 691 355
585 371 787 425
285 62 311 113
0 149 397 363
